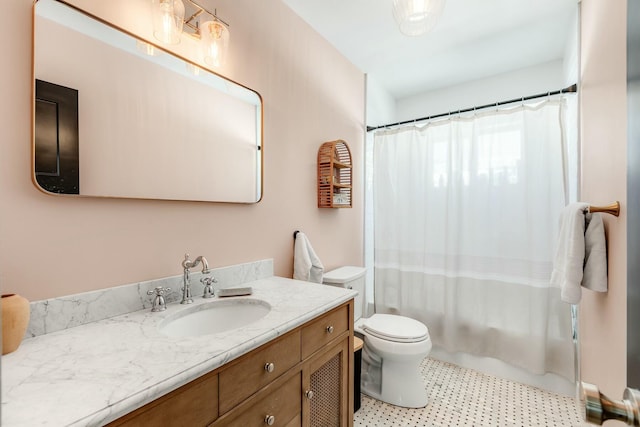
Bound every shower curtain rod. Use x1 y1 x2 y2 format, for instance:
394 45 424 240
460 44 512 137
366 83 578 132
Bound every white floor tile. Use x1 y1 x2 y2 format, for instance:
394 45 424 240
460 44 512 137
354 357 588 427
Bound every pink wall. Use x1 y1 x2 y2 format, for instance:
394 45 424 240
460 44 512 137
580 0 627 406
0 0 365 301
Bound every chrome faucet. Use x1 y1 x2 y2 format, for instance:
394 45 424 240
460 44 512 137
181 253 210 304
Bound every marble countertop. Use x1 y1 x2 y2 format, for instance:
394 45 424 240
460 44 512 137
1 277 356 427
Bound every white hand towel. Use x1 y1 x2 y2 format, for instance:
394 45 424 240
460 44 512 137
293 232 324 283
582 213 608 293
550 202 589 304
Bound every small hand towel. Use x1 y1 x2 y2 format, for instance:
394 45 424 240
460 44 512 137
293 232 324 283
550 202 589 304
551 203 609 304
582 213 608 293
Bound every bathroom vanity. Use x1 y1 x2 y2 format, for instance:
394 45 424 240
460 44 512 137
109 304 352 426
1 268 356 427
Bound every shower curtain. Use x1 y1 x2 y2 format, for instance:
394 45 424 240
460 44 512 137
373 100 574 380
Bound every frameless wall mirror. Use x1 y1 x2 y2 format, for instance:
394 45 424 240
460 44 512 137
33 0 263 203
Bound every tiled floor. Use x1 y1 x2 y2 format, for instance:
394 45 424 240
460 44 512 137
354 357 586 427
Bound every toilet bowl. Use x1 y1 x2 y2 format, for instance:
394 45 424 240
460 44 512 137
323 267 432 409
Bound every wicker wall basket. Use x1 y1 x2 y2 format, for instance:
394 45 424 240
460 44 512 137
317 140 352 208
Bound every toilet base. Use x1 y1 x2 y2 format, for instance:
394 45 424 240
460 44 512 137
360 342 429 408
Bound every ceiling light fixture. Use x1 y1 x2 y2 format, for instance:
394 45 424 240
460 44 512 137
392 0 445 37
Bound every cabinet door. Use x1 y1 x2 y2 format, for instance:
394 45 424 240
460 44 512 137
302 337 351 427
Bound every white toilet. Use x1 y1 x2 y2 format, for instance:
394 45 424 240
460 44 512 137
323 266 432 408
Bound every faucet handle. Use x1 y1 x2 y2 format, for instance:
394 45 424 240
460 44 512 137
200 276 218 299
147 286 171 296
147 287 171 312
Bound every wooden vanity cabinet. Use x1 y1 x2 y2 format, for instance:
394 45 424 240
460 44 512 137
107 301 354 427
106 371 219 427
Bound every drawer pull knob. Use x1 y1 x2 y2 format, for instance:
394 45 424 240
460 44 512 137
264 362 275 373
265 415 275 425
326 325 334 334
305 390 314 399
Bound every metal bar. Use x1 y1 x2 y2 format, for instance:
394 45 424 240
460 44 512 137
184 9 204 28
589 201 621 217
366 84 578 132
185 0 230 27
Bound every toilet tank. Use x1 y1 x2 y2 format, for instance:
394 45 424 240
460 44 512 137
323 266 366 321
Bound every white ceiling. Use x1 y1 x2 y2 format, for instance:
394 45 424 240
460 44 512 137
280 0 578 100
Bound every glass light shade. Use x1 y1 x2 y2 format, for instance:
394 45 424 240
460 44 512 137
392 0 445 37
201 20 230 68
151 0 185 44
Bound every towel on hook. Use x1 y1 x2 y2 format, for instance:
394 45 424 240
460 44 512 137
550 203 608 304
293 231 324 283
582 213 608 293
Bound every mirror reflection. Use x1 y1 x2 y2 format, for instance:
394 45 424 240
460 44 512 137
33 0 263 203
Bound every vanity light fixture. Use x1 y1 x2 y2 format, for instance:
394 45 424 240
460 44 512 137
151 0 229 67
392 0 445 37
151 0 185 44
151 0 231 67
183 1 230 68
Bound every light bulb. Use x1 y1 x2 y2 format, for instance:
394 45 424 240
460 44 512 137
201 20 229 67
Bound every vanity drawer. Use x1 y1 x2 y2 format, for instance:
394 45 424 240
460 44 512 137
301 304 349 359
107 371 218 427
212 372 301 427
218 330 301 414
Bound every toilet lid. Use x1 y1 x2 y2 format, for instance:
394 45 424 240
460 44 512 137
362 314 429 343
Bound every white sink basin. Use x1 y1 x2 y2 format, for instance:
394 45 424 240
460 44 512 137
159 299 271 338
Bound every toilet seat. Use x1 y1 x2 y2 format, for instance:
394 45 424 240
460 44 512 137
362 314 429 343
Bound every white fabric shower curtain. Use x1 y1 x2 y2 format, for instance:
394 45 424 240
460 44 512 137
373 100 574 380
